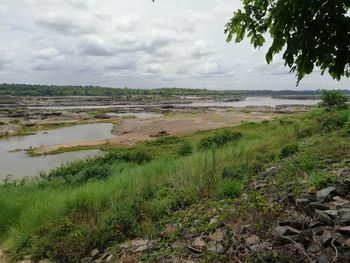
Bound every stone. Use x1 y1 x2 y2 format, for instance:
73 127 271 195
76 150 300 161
339 213 350 225
336 226 350 236
320 230 332 246
18 261 32 263
261 167 278 178
323 210 338 218
300 193 317 202
296 198 309 207
171 241 184 250
0 249 3 258
316 255 330 263
240 223 256 234
249 242 271 252
315 210 334 226
244 235 261 246
192 237 206 250
38 260 54 263
90 249 100 258
209 228 226 242
316 187 336 202
333 196 350 205
336 167 350 197
310 202 329 211
106 254 113 262
274 226 300 236
164 224 177 235
207 242 224 253
209 216 219 226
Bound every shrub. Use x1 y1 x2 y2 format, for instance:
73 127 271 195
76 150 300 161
318 111 348 131
177 142 193 157
308 171 336 189
216 179 242 199
320 90 348 112
199 130 242 149
280 144 299 159
126 148 153 164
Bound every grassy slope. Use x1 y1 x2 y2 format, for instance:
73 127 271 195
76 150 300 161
1 108 350 262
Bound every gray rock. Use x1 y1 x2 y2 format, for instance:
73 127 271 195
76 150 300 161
300 193 317 202
338 213 350 225
171 241 184 250
106 254 113 262
336 226 350 236
207 242 224 253
249 242 271 252
261 167 278 178
244 235 261 246
323 210 338 218
240 223 256 234
90 249 100 258
275 226 300 236
336 167 350 196
192 237 206 250
315 210 334 226
209 216 219 226
310 202 329 211
296 198 309 207
209 228 226 242
316 187 336 202
0 249 3 258
316 255 330 263
320 230 332 246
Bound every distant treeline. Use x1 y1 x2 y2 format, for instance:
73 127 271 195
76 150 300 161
0 83 349 97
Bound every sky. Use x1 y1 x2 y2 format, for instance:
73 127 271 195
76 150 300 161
0 0 349 90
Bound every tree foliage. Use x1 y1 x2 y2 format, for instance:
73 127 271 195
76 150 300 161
320 90 348 111
225 0 350 84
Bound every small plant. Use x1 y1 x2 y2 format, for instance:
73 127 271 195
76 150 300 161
128 148 153 164
308 171 336 189
320 90 348 112
199 130 242 149
280 144 299 159
177 142 193 157
318 111 348 131
216 179 242 199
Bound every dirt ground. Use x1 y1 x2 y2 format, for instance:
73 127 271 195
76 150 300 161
34 110 275 154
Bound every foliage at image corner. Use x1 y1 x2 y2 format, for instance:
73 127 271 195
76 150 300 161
225 0 350 84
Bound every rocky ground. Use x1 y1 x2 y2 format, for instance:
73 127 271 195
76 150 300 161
5 164 350 263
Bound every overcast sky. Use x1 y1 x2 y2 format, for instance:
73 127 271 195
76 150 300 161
0 0 349 90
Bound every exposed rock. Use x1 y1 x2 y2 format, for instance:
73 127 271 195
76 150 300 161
310 202 329 211
244 235 261 246
336 226 350 236
164 224 177 235
130 239 158 253
300 193 317 202
249 242 271 252
323 210 338 218
320 230 332 246
209 216 219 226
316 255 330 263
90 249 100 258
207 242 224 253
315 210 334 226
316 187 336 202
240 223 256 234
336 167 350 197
333 196 350 205
192 237 206 250
261 167 278 178
106 254 113 262
338 212 350 225
274 226 300 236
171 241 184 250
0 249 3 258
209 228 226 242
296 198 309 207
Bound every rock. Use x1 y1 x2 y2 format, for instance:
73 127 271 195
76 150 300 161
323 210 338 218
333 196 350 205
296 198 309 207
171 241 184 250
336 167 350 196
240 223 256 234
316 255 330 263
18 261 32 263
310 202 329 211
38 260 54 263
244 235 261 246
336 226 350 236
309 221 325 228
209 228 226 242
249 242 271 252
80 258 92 263
261 167 278 178
192 237 206 250
164 224 177 235
207 242 224 253
0 249 3 258
274 226 300 236
338 212 350 225
90 249 100 258
300 193 317 202
320 230 333 246
209 216 219 226
315 210 334 226
131 239 157 252
316 187 336 202
106 254 113 262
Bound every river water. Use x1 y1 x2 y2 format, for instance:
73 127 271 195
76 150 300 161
0 123 114 180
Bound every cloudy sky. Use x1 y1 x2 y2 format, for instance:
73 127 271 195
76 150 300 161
0 0 349 90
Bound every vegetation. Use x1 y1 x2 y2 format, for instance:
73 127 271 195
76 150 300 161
225 0 350 83
2 102 350 262
320 90 348 112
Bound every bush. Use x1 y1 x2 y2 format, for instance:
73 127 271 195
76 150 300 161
124 148 153 164
199 130 242 150
177 142 193 157
308 171 336 189
318 111 348 131
320 90 348 112
216 179 242 199
280 144 299 159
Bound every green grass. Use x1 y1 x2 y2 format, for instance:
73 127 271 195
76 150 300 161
1 108 350 262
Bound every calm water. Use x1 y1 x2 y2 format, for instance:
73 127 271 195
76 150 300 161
28 97 320 110
0 123 115 180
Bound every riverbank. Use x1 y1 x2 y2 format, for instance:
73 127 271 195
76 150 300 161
2 105 350 262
